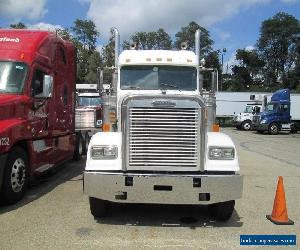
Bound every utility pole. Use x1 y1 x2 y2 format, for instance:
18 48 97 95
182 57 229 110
218 48 227 91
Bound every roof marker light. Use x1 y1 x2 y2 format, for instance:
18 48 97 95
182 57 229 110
126 58 131 62
156 58 162 61
167 58 172 62
187 59 192 63
146 58 151 62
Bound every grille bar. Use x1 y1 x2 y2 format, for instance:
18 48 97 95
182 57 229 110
75 109 95 129
128 107 200 169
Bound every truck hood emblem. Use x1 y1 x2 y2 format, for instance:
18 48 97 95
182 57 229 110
152 100 176 107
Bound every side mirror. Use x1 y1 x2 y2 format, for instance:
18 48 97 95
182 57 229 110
35 75 53 98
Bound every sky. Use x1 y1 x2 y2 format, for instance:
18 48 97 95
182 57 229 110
0 0 299 70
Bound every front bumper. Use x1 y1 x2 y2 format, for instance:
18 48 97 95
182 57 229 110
84 171 243 205
254 123 268 131
232 120 242 126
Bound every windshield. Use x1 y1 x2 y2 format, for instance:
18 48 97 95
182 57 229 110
77 96 102 107
265 102 278 112
244 106 253 113
0 61 28 94
120 65 197 90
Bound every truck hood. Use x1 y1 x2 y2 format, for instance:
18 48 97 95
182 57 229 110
0 94 29 120
260 110 275 120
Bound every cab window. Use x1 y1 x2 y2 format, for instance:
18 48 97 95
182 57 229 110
31 69 45 97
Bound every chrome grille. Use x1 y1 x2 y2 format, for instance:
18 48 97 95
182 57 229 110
128 107 200 169
75 109 95 129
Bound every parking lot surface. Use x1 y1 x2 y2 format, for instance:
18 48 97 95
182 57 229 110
0 128 299 249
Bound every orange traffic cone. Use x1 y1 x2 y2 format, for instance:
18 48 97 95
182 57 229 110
266 176 294 225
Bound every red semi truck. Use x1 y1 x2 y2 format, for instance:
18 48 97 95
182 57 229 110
0 29 82 204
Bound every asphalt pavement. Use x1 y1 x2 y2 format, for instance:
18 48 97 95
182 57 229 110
0 128 299 249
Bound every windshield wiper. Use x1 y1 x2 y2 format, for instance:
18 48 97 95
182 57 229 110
122 85 140 90
160 82 178 89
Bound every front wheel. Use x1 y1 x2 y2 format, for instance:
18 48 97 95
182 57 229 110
209 200 235 221
0 147 28 204
242 121 252 131
89 197 108 218
268 123 279 135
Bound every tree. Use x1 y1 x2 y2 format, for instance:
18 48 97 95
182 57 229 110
257 12 300 86
10 22 26 29
85 51 101 84
71 19 100 83
102 28 116 67
56 28 72 40
123 28 172 50
174 21 213 57
71 19 99 51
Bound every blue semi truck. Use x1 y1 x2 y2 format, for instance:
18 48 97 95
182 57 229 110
253 89 299 134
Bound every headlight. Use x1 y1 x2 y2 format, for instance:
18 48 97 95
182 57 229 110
91 145 118 160
260 119 267 124
208 147 235 160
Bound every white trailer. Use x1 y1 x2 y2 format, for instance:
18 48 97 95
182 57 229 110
84 29 243 221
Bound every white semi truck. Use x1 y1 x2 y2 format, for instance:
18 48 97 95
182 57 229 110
84 29 243 221
75 84 103 155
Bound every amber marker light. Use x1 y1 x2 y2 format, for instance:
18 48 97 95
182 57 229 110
20 53 25 59
102 123 111 132
212 124 220 132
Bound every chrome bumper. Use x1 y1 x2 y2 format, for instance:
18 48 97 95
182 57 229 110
84 172 243 205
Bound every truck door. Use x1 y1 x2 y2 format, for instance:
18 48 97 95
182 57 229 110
279 104 290 124
29 66 57 171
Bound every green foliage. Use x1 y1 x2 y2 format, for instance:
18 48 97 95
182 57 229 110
174 21 213 56
123 28 172 50
71 19 100 83
257 12 300 86
85 51 101 84
71 19 99 51
10 22 26 29
101 28 116 67
56 28 72 40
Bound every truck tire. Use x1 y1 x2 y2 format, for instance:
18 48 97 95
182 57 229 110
89 197 108 218
209 200 235 221
268 123 279 135
241 120 252 131
0 147 28 204
82 132 90 155
290 124 298 134
73 133 83 161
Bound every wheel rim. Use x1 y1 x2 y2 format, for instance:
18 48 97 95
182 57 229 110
244 123 251 130
11 158 26 193
271 124 278 133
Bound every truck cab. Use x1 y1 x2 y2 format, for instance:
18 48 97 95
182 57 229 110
84 29 243 221
0 29 78 204
254 89 297 134
233 104 262 130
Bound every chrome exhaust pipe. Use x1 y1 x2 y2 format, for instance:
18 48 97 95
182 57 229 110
112 27 120 68
195 29 201 65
